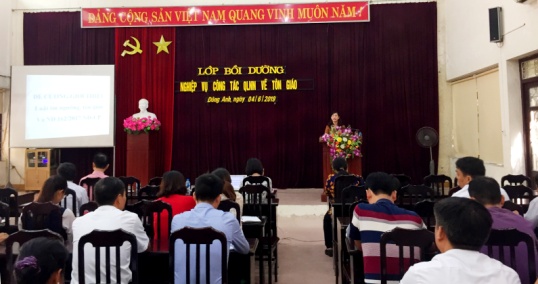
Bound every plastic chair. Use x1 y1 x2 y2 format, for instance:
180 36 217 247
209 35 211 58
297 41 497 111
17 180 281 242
423 174 452 197
379 228 435 284
77 229 138 284
169 226 228 284
485 228 537 284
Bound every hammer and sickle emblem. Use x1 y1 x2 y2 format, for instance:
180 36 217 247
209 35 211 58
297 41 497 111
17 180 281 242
121 36 143 57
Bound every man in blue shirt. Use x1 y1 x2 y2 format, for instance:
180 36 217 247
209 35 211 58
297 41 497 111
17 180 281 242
171 173 249 284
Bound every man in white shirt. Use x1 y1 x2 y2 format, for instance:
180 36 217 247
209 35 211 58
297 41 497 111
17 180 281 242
451 156 510 200
71 177 149 284
400 197 520 284
57 162 89 216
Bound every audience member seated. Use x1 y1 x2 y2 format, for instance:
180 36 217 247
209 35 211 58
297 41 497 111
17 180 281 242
14 237 68 284
32 176 75 249
323 157 361 257
469 176 537 284
57 162 89 216
243 158 274 193
347 172 425 283
524 174 538 228
78 153 109 187
171 174 249 284
401 197 520 284
212 167 244 215
154 170 196 250
451 156 510 200
71 177 149 284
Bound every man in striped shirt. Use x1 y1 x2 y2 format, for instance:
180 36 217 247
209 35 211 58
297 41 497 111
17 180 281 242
348 172 425 283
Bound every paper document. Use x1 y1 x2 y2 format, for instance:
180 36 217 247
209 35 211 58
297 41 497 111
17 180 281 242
241 216 261 222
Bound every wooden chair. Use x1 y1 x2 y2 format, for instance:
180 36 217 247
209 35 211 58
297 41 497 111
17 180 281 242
397 185 435 210
0 187 19 225
77 229 138 284
340 185 367 217
448 186 461 196
380 228 435 284
0 201 18 234
137 185 159 201
334 175 361 202
5 229 64 284
413 200 436 231
21 202 67 240
485 228 537 284
169 227 228 284
423 174 452 197
242 175 272 188
148 176 162 186
391 174 412 190
503 185 534 209
501 174 532 187
119 176 141 200
59 187 77 216
79 201 98 215
129 200 172 251
80 177 102 202
218 199 241 224
240 184 279 284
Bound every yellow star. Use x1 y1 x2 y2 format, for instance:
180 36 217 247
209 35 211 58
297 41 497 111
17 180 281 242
153 35 172 54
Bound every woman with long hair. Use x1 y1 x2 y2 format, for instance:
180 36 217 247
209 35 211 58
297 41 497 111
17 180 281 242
212 167 244 217
154 170 196 250
33 175 75 249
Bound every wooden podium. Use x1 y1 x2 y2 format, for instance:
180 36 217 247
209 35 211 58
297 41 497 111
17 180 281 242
126 133 157 186
321 144 362 202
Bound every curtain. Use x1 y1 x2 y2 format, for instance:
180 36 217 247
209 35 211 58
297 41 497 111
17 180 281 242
172 3 438 187
114 27 175 177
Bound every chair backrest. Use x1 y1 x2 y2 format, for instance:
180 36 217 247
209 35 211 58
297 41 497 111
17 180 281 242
78 229 138 284
218 199 241 224
503 185 534 204
148 176 162 186
397 185 435 209
413 200 435 230
80 177 102 201
334 175 361 201
391 174 412 189
423 174 452 197
0 187 19 218
169 226 228 284
5 229 63 284
239 185 273 236
0 201 17 234
130 200 172 251
119 176 141 200
79 201 99 216
501 174 532 187
59 187 77 215
340 185 367 216
485 228 537 284
137 185 159 201
242 175 271 187
21 202 67 240
379 228 435 284
502 201 525 215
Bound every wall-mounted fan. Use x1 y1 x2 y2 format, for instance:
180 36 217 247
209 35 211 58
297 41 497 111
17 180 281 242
416 127 439 175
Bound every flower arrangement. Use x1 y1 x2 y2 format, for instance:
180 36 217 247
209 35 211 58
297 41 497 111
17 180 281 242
321 125 362 160
123 116 161 135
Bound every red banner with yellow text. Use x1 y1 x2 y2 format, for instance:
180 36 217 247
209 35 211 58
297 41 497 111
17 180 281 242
81 2 369 28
